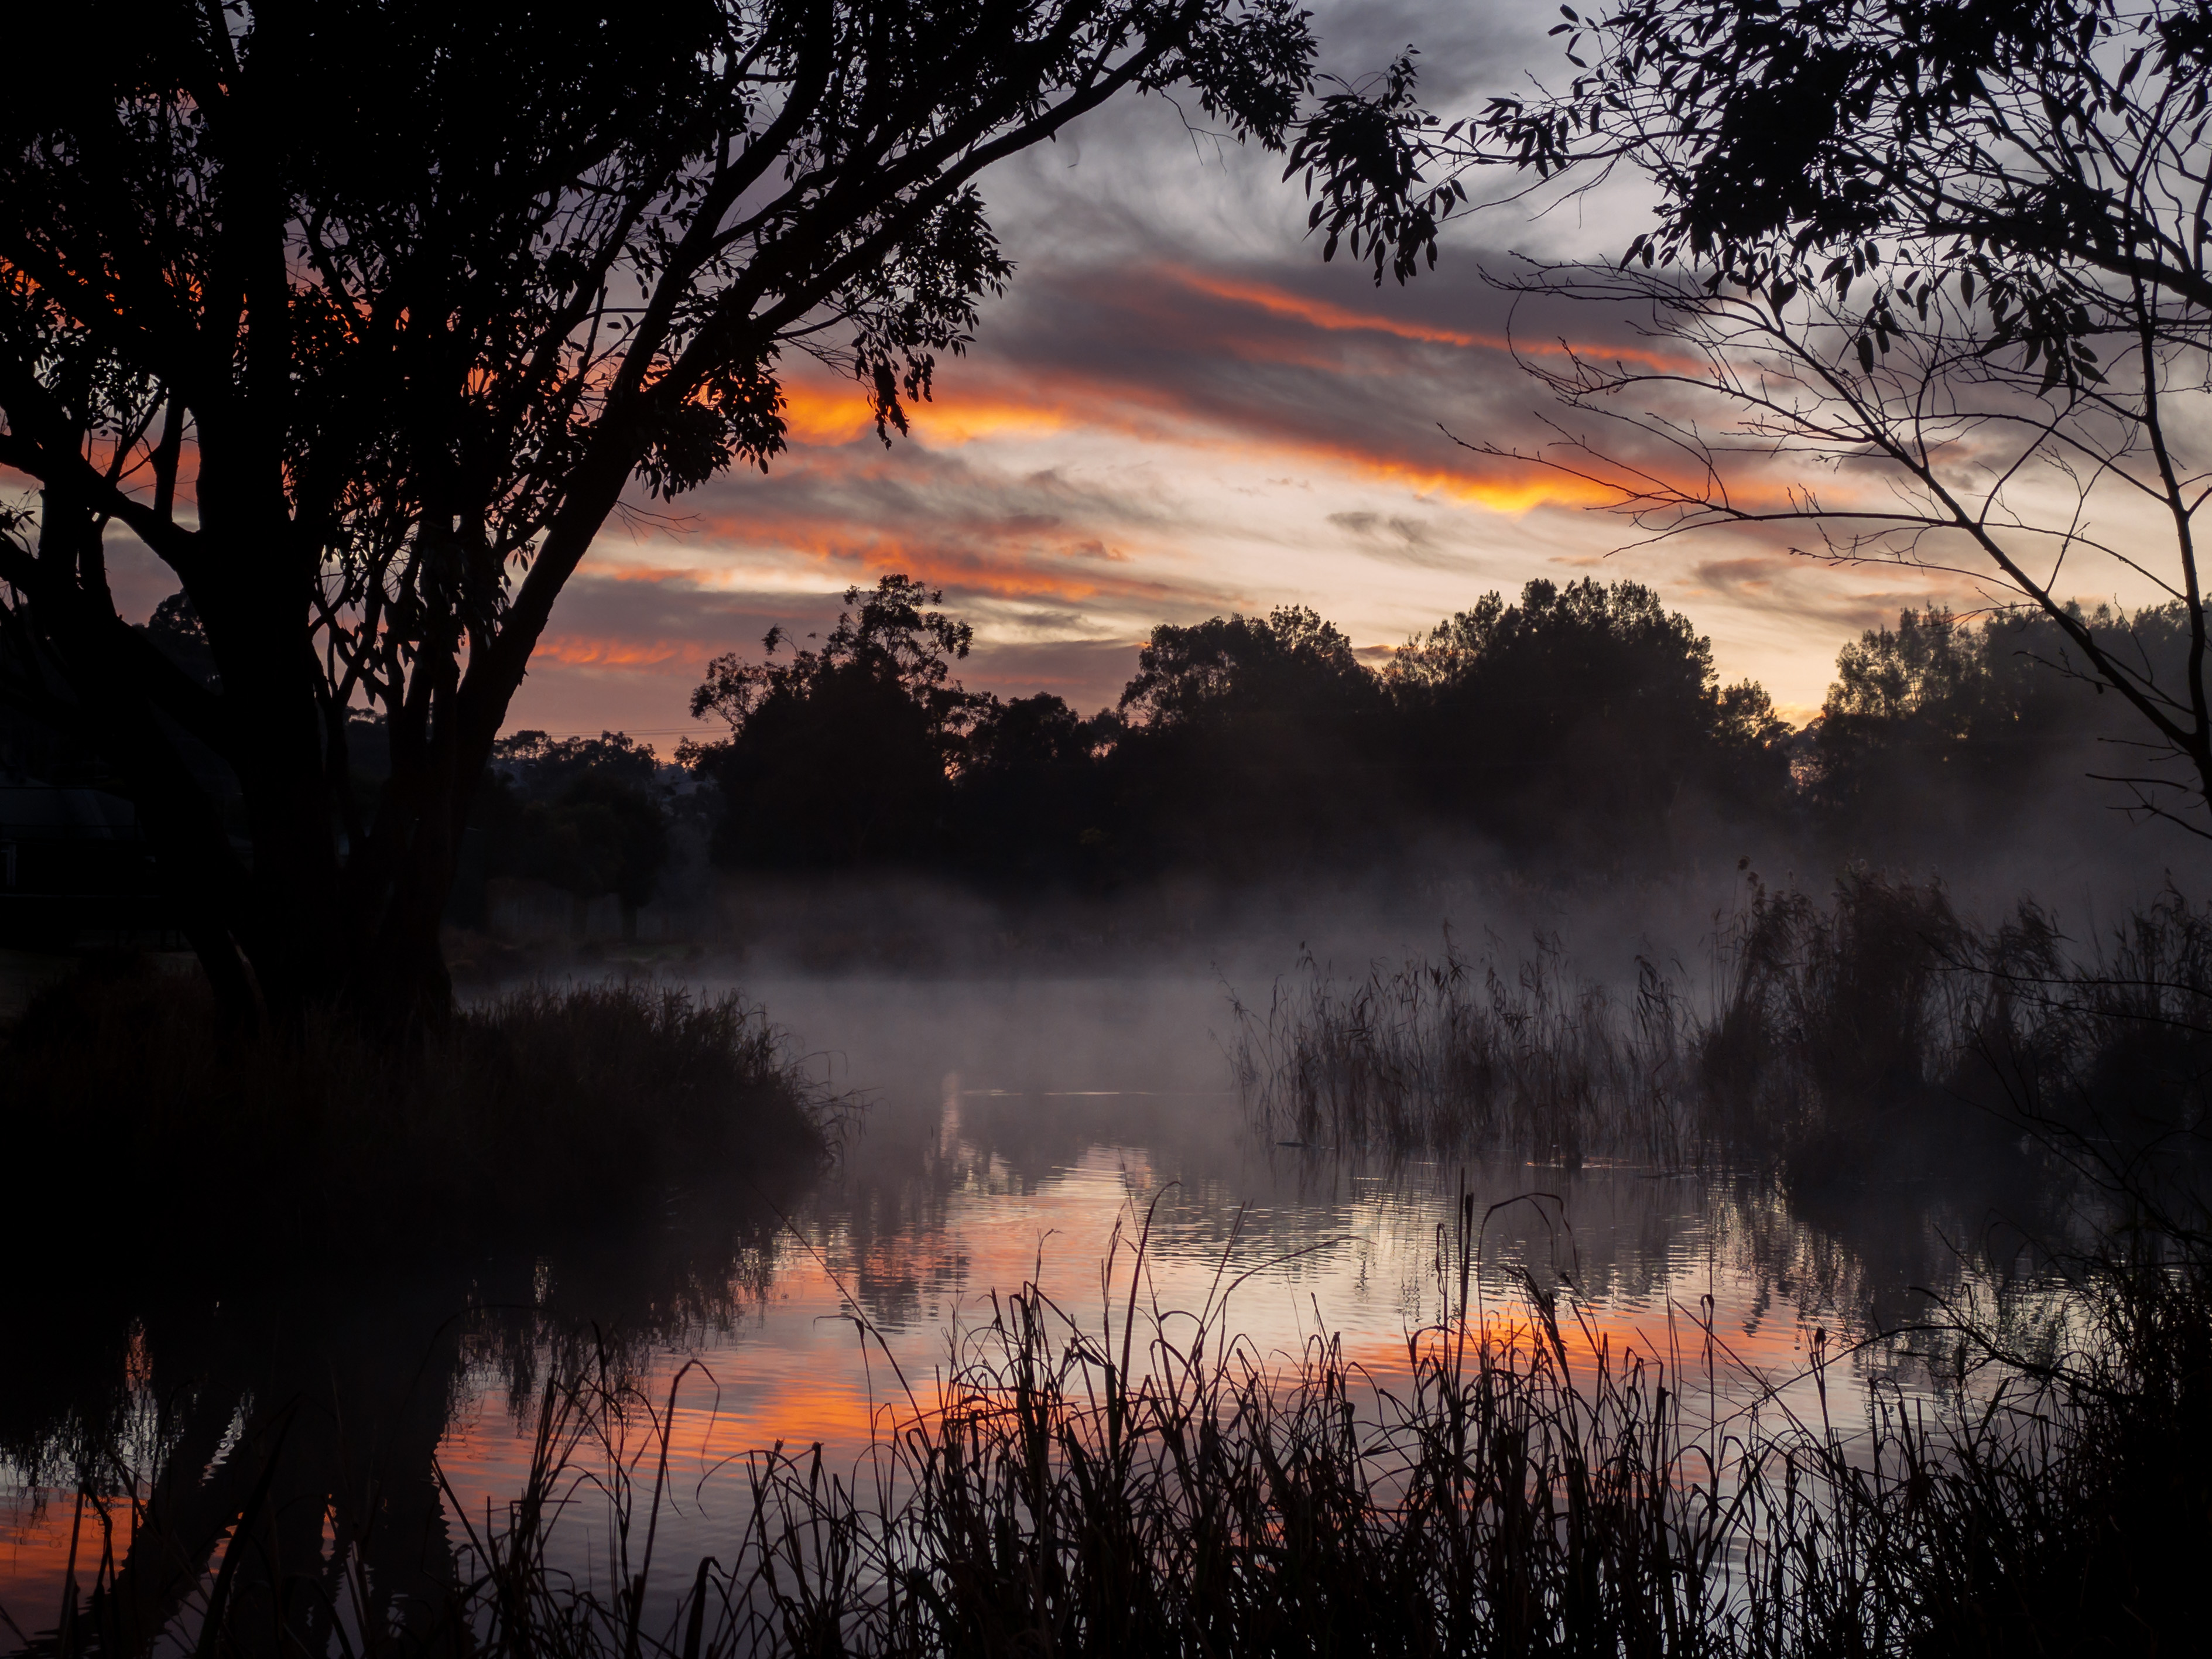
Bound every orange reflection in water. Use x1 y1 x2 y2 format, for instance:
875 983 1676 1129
430 1135 1841 1544
4 1135 1855 1631
0 1490 139 1643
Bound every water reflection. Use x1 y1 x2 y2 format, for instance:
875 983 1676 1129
1 974 2051 1651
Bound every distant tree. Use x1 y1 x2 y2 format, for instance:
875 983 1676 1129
682 576 985 868
953 693 1119 887
1291 0 2212 829
143 593 218 692
491 730 661 798
1388 579 1790 842
0 0 1316 1032
1807 604 2158 837
1108 606 1393 871
516 778 670 940
966 693 1103 774
1119 605 1374 727
475 730 669 938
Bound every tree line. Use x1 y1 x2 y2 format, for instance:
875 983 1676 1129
435 573 2166 915
13 572 2160 924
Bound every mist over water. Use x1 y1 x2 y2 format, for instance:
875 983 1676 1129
1 941 2056 1640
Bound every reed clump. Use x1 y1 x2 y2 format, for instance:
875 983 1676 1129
0 960 836 1245
1229 935 1696 1166
1234 874 2212 1171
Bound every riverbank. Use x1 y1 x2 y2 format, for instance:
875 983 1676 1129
1 959 838 1251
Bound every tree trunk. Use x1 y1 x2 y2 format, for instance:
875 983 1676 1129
111 691 477 1044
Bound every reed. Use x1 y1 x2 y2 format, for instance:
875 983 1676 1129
102 1181 2199 1659
1232 875 2212 1170
1228 933 1698 1165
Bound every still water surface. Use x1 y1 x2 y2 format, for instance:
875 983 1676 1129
1 974 1986 1640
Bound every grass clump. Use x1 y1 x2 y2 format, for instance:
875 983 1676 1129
1 959 835 1246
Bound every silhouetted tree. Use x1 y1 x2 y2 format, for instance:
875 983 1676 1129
143 594 219 693
683 576 984 868
1105 606 1395 873
1118 606 1372 726
0 0 1316 1033
491 730 661 799
953 693 1119 887
1807 603 2166 846
1389 579 1790 846
686 584 1805 882
477 731 670 936
518 779 670 939
1292 0 2212 828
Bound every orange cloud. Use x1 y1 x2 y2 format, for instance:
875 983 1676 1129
778 382 883 446
1358 456 1627 514
1170 267 1512 351
763 353 1703 519
665 512 1191 609
757 386 1623 521
777 372 1180 453
533 635 719 669
779 379 1096 450
584 562 732 584
1160 265 1699 376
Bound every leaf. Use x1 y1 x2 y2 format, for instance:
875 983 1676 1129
1856 334 1875 372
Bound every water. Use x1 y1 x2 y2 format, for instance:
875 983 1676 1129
0 973 2002 1644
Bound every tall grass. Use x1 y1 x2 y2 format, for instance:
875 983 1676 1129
1232 874 2212 1171
84 1182 2204 1659
1229 935 1697 1166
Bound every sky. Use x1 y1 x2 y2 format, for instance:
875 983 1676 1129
505 0 2029 745
85 0 2176 745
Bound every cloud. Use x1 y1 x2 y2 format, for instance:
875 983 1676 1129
511 15 2155 733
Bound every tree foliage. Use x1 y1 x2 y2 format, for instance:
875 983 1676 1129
1808 601 2180 829
474 731 671 919
1288 0 2212 827
1389 578 1791 834
1118 606 1374 727
0 0 1315 1029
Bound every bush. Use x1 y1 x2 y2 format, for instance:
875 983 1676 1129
1 960 834 1248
